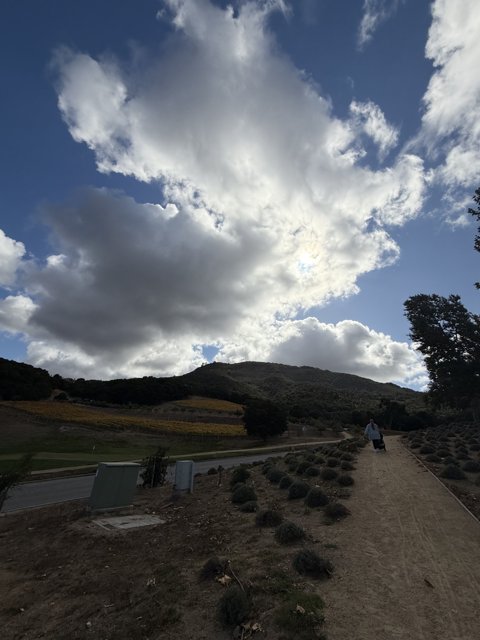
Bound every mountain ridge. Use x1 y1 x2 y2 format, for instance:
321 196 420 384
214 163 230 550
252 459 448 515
0 357 423 419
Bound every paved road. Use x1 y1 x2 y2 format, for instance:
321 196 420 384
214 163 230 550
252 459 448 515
1 451 289 513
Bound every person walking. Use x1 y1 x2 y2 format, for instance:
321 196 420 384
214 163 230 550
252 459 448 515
364 418 384 452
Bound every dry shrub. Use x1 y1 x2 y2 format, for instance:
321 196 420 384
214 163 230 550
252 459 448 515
462 460 480 473
232 485 257 504
230 467 250 486
440 465 466 480
304 466 320 477
217 585 251 627
267 468 287 484
324 502 350 521
292 549 333 579
295 461 311 475
304 487 329 508
320 468 338 481
288 481 310 500
326 457 339 467
199 557 226 581
274 591 326 640
255 509 283 527
279 475 294 489
274 521 306 544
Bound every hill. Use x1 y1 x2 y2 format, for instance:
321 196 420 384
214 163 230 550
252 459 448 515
179 361 425 426
183 361 415 397
0 357 427 428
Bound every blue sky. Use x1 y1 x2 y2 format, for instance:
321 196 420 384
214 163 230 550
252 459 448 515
1 0 479 388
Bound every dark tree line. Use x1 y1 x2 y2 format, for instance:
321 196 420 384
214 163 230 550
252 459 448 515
59 376 190 406
0 358 52 400
0 358 191 405
351 398 437 432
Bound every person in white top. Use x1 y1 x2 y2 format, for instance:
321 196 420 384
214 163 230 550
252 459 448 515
364 418 383 451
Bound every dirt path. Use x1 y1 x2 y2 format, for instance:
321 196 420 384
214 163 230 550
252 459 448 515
324 436 480 640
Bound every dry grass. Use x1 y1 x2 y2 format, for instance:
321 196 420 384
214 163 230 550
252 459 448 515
1 401 245 437
173 396 243 413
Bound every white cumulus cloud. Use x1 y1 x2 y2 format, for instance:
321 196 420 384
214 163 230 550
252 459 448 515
0 295 36 335
26 336 206 380
1 0 429 384
417 0 480 218
0 229 26 287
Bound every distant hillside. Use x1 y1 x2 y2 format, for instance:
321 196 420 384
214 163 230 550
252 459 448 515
183 361 415 397
0 357 428 428
178 361 425 423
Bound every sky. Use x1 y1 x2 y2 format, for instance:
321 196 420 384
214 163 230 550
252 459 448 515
1 0 480 389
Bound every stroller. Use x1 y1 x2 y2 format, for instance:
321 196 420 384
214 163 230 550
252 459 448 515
376 432 387 452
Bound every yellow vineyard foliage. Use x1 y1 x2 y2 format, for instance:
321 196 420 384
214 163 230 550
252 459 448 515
173 396 243 413
2 401 245 437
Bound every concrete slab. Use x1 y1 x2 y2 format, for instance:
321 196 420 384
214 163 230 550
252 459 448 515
93 514 165 530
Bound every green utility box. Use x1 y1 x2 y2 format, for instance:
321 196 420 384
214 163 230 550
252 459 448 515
89 462 140 512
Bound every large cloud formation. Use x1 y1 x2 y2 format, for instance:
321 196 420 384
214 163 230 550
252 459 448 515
417 0 480 224
0 0 438 384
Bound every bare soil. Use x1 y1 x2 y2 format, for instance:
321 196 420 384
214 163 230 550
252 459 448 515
0 405 55 447
1 437 480 640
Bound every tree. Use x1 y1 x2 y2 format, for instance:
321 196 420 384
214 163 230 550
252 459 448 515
404 294 480 411
469 186 480 288
378 398 407 429
0 454 33 510
140 447 169 488
242 398 288 440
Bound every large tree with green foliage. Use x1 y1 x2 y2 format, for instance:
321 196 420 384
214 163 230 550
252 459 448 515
242 398 288 440
404 293 480 410
404 187 480 414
